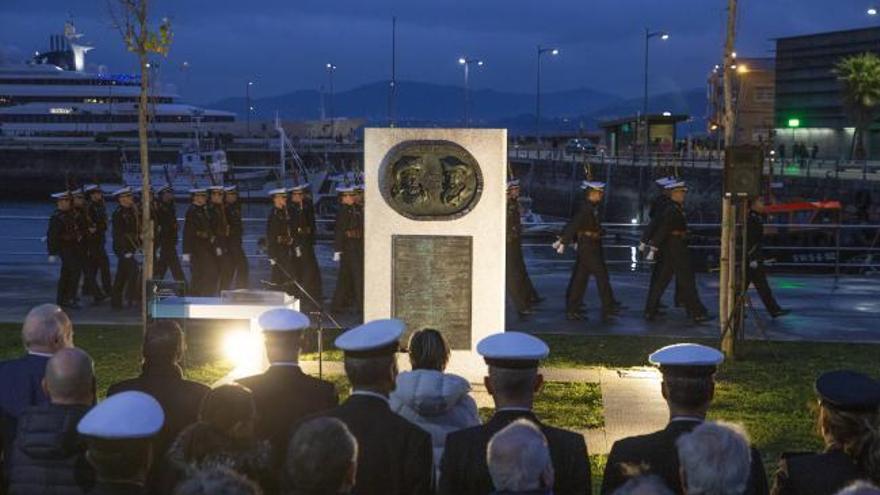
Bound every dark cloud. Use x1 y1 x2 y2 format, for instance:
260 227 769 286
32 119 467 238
1 0 876 104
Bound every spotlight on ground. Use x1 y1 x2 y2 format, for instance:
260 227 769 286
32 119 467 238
222 328 265 379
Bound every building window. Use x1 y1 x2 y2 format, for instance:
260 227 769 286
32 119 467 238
754 86 774 104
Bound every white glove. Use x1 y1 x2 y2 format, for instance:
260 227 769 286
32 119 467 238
295 246 302 258
646 247 657 261
333 251 341 262
749 260 758 269
638 242 647 253
555 243 565 255
124 252 133 259
551 240 562 252
215 247 223 256
182 254 191 263
48 255 57 264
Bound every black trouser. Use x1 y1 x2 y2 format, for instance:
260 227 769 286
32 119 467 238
645 239 706 316
747 262 781 313
222 239 249 290
506 241 532 312
111 253 139 307
155 241 186 284
292 243 322 308
83 238 111 297
649 251 681 306
190 248 219 296
270 250 294 292
333 241 363 311
57 247 83 306
565 240 614 314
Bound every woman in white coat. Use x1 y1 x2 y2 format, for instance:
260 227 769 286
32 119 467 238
389 328 481 472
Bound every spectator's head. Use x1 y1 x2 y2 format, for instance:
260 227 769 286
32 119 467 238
22 303 73 354
814 371 880 482
257 308 310 365
78 391 164 485
142 320 186 368
407 328 450 372
650 344 724 418
613 475 677 495
337 319 404 395
199 384 257 441
43 347 95 406
836 481 880 495
174 465 262 495
286 417 357 494
676 421 752 495
487 418 553 493
478 333 549 410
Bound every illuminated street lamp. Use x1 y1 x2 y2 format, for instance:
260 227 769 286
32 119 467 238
536 45 560 142
458 57 484 126
642 28 669 158
868 7 878 15
246 80 254 135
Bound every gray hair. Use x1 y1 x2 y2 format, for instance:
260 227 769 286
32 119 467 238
613 475 677 495
487 418 552 492
45 347 94 404
174 465 262 495
286 417 358 494
22 303 72 352
676 421 752 495
836 481 880 495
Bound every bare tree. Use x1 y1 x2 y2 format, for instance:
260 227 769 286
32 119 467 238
108 0 172 329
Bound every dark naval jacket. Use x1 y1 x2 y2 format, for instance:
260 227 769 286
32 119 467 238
560 199 604 249
182 204 214 255
770 449 863 495
310 393 433 495
266 206 293 260
601 418 768 495
333 204 364 253
439 409 591 495
154 201 179 247
642 194 673 244
111 205 140 257
47 209 83 255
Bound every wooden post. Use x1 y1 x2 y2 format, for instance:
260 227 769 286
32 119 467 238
720 0 738 357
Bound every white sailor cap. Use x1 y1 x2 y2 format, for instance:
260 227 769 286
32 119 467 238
477 332 550 369
334 318 404 358
51 191 73 200
207 185 225 192
268 187 288 197
83 184 101 193
189 187 208 195
71 187 85 196
288 183 310 193
157 184 173 193
336 185 356 194
649 343 724 376
224 185 238 193
353 183 365 191
655 176 675 187
258 308 311 333
507 179 521 189
111 186 133 197
580 180 606 191
664 180 688 191
77 391 164 439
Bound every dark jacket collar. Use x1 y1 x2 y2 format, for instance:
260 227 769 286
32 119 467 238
140 362 183 379
489 409 540 425
344 392 390 410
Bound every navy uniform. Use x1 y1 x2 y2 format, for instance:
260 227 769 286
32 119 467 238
602 344 768 495
47 192 84 308
78 391 165 495
266 188 295 290
83 185 112 301
507 180 536 318
207 186 230 293
154 184 186 284
746 206 788 317
237 309 338 467
305 319 433 495
556 181 617 321
643 181 710 322
440 332 590 495
182 188 218 296
332 186 364 312
288 184 323 307
110 187 141 309
770 371 880 495
640 177 679 310
222 185 249 289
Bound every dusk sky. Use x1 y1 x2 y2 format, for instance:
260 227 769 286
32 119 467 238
2 1 877 104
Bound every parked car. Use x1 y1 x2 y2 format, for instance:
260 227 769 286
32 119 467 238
565 138 597 155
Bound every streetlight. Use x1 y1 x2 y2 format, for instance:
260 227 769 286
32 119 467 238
458 57 484 126
869 7 878 15
246 80 254 135
326 63 337 138
536 46 560 144
642 28 669 159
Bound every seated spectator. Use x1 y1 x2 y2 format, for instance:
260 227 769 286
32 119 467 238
285 417 357 495
613 476 677 495
1 303 73 477
602 344 767 495
677 421 753 495
440 332 590 495
772 370 880 495
166 384 273 492
486 418 553 495
107 320 210 490
237 309 337 467
174 465 262 495
390 328 480 471
836 482 880 495
78 390 165 495
7 347 96 494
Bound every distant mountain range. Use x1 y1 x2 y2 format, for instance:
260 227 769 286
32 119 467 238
206 80 708 135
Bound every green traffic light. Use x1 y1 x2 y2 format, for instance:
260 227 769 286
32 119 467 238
787 118 800 128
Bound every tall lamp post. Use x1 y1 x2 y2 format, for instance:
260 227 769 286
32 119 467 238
536 45 560 144
641 28 669 159
246 80 254 135
326 63 337 138
458 57 484 126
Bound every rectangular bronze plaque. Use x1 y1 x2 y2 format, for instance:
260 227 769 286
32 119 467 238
392 235 472 350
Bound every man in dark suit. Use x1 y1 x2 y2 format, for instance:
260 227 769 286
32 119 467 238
601 344 768 495
439 332 590 495
237 308 338 467
307 319 433 495
0 304 73 479
106 320 210 491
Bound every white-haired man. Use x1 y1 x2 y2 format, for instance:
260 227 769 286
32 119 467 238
676 421 753 495
487 418 553 495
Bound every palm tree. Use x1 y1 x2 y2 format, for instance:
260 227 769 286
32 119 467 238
835 53 880 160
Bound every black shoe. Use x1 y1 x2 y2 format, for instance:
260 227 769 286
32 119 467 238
518 310 532 321
601 311 617 322
566 311 585 321
692 313 714 323
644 311 659 321
518 307 535 315
770 308 791 318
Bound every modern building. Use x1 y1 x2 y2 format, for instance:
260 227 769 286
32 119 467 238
598 114 688 156
707 57 775 147
774 26 880 159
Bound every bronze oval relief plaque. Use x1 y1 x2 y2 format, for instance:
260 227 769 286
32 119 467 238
380 140 483 220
